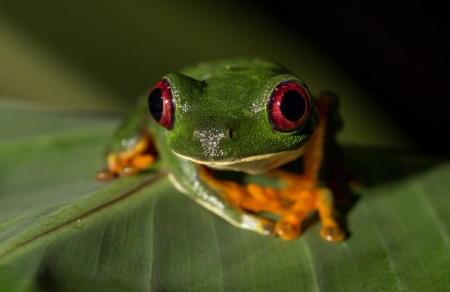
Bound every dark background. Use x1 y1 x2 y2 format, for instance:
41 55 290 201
254 0 449 156
1 1 448 156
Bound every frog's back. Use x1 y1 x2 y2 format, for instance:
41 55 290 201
179 58 289 81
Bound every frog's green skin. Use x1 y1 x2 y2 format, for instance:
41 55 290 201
109 58 323 235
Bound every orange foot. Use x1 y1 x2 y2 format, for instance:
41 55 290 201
199 165 346 242
96 132 156 181
250 170 345 242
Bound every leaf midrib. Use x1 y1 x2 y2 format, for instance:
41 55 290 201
0 170 168 261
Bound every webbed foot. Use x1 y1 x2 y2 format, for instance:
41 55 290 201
96 132 156 181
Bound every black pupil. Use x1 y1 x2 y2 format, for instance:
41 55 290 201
148 88 163 121
280 90 306 122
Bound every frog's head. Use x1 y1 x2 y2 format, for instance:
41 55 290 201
147 61 318 174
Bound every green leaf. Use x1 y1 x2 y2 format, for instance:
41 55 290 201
0 103 449 291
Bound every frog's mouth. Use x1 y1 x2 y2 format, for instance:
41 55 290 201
172 145 307 175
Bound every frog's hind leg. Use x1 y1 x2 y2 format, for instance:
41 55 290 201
312 92 346 241
169 163 276 236
316 187 346 242
263 92 346 241
298 92 345 241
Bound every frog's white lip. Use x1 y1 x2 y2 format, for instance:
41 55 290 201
171 145 306 175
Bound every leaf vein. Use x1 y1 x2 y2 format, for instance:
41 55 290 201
0 171 167 261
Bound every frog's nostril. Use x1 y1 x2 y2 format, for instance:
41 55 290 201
226 129 233 139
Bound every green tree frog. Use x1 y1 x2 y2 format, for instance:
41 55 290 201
96 58 345 242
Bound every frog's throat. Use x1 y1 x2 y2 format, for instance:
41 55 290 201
172 145 307 175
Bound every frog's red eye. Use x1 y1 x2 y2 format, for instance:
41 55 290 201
148 79 175 130
267 80 311 132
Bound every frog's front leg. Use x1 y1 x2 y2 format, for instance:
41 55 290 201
207 168 344 242
98 131 155 179
264 172 345 241
168 158 276 236
274 91 346 241
96 96 157 181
